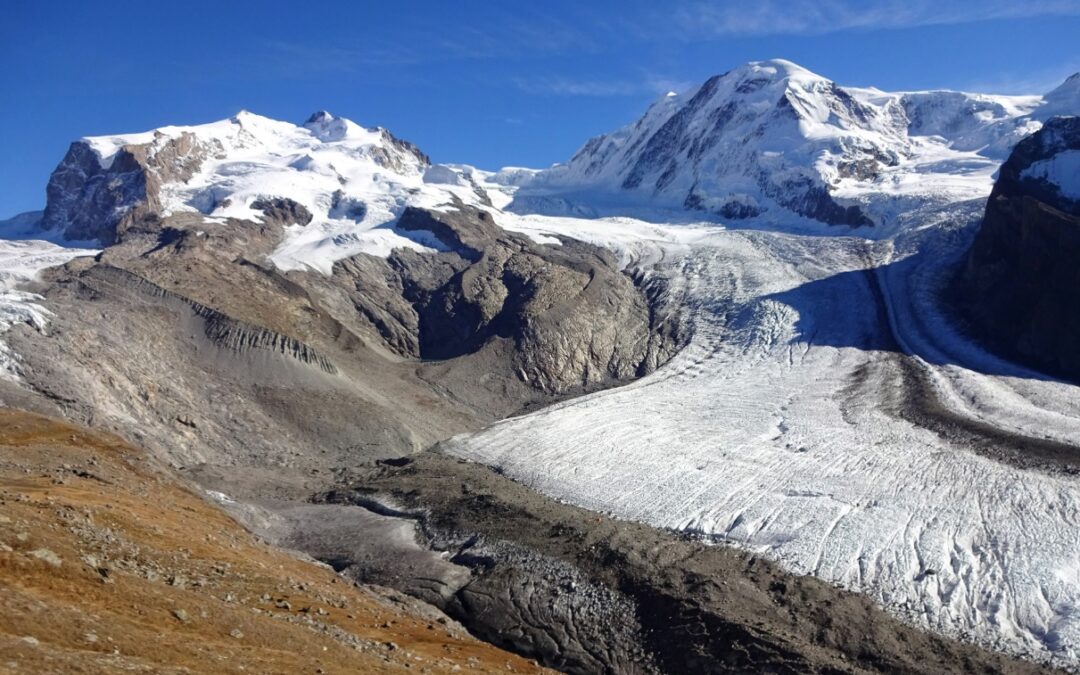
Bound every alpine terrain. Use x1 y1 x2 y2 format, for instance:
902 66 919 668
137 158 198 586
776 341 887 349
1 59 1079 674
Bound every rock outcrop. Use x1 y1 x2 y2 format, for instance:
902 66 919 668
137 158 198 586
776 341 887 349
375 205 678 393
42 131 218 243
959 116 1080 379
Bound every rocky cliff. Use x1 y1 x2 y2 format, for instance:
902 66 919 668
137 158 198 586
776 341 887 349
42 130 218 243
960 115 1080 379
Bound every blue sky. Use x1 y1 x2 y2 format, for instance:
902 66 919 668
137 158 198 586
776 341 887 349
2 0 1079 217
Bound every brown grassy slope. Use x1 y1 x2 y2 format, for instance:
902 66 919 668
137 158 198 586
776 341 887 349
0 409 547 674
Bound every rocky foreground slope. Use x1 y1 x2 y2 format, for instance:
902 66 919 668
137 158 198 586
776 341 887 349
959 115 1080 380
0 409 547 674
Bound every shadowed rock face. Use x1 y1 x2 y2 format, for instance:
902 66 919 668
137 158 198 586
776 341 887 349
251 197 313 227
42 132 218 243
381 206 678 393
960 116 1080 379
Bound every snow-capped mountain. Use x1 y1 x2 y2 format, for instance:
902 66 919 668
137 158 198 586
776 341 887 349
39 110 493 273
7 59 1080 671
506 59 1076 228
29 60 1080 270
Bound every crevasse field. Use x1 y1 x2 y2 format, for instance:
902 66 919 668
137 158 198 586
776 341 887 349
447 202 1080 666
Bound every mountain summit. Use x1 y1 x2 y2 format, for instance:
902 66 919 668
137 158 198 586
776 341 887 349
506 60 1066 228
36 110 488 272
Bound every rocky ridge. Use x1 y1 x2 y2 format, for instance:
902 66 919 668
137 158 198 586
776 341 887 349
502 60 1077 228
959 115 1080 379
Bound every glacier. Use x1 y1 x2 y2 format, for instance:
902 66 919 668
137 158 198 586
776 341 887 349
446 191 1080 667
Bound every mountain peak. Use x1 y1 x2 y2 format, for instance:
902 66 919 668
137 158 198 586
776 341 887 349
745 58 818 77
1040 72 1080 118
304 110 335 125
231 109 266 124
302 110 364 142
1048 71 1080 94
724 59 828 87
514 58 1066 227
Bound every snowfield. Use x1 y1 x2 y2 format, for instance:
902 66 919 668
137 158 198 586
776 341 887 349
73 111 497 275
449 203 1080 667
1022 148 1080 200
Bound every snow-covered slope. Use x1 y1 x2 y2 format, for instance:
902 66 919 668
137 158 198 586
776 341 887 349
1017 116 1080 201
506 59 1069 229
1038 73 1080 120
40 111 494 274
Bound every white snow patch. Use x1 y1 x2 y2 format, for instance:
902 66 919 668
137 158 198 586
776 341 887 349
1021 149 1080 200
205 490 236 505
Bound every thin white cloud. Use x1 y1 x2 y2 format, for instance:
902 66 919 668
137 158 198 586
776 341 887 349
513 75 692 97
255 40 422 77
960 62 1080 95
663 0 1080 37
238 2 1080 79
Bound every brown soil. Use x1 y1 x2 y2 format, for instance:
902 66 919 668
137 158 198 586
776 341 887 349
0 409 548 675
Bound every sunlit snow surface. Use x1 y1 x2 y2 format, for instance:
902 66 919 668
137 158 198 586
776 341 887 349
1022 149 1080 200
79 111 496 275
451 204 1080 666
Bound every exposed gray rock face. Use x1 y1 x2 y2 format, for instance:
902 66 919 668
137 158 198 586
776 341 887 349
42 131 218 243
8 196 681 469
87 264 337 373
347 205 682 394
446 540 654 674
959 116 1080 379
251 197 313 227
